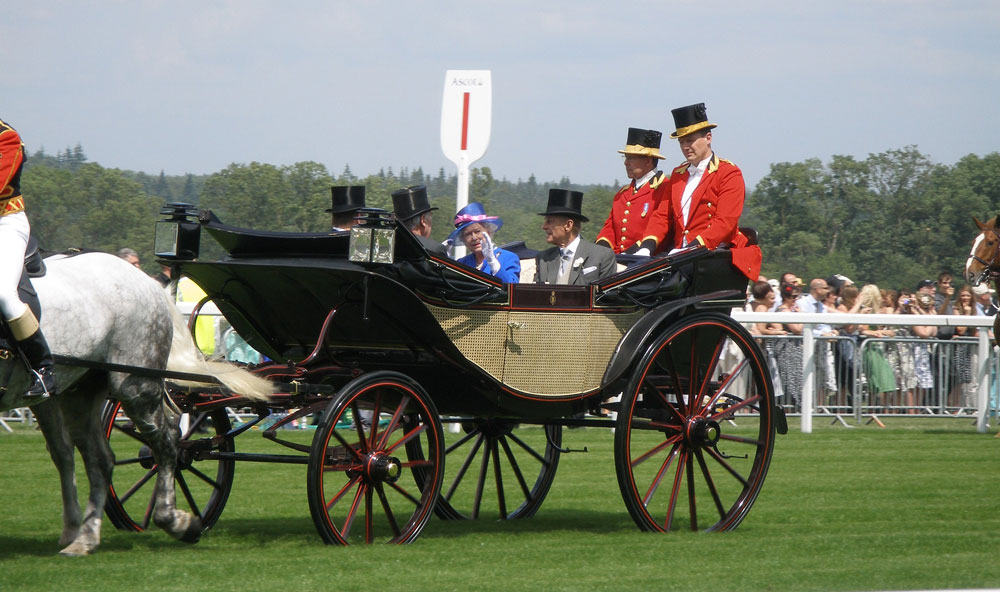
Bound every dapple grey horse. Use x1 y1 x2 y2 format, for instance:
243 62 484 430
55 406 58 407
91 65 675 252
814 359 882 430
0 252 271 556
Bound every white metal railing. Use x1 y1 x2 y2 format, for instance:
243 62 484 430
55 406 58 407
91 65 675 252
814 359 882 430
732 312 996 433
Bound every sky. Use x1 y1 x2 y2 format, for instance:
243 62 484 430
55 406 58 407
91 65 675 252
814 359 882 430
3 1 998 190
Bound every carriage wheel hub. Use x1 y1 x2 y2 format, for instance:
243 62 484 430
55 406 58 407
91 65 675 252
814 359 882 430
685 418 721 448
366 453 402 484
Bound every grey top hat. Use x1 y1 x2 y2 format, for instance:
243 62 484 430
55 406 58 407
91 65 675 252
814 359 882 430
538 188 589 223
326 185 366 213
391 185 438 222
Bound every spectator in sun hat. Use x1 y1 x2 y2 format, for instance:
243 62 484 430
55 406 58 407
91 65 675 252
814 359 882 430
327 185 366 231
449 202 520 283
596 127 666 254
973 283 997 316
534 189 616 285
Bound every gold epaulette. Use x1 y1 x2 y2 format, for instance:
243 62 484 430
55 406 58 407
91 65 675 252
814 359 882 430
672 162 690 176
649 170 666 189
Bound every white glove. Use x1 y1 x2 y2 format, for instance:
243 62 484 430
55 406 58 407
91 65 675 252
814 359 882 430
634 247 651 257
480 233 501 273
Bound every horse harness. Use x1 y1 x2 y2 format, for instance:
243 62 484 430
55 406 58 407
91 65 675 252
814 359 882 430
970 228 1000 280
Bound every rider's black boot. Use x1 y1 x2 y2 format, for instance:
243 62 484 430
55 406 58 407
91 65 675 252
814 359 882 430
9 308 56 405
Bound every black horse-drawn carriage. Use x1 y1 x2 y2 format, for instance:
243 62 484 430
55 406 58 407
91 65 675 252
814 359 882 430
102 204 783 545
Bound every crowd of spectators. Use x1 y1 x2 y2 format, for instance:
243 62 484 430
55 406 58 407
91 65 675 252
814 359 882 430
744 270 994 414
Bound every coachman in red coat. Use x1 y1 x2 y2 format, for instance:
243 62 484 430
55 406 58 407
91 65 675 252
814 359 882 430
596 127 667 254
631 103 761 280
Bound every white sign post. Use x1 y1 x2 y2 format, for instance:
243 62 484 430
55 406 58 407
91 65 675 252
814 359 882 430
440 70 492 256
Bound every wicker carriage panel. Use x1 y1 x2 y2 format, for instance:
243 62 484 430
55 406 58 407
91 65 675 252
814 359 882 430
428 305 509 380
503 310 644 396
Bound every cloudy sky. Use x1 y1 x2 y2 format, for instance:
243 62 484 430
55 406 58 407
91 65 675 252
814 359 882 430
4 1 998 189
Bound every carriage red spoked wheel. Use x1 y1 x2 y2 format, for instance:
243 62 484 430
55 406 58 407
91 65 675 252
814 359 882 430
102 400 235 532
406 419 561 520
615 312 776 533
307 371 444 545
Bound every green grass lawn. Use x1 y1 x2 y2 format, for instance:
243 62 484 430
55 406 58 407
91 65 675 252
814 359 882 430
1 417 998 591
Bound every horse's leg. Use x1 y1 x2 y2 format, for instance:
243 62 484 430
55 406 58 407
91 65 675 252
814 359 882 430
115 375 201 543
30 399 84 552
57 375 114 556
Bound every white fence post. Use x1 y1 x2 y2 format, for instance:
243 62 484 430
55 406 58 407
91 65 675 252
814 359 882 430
801 325 814 434
976 331 991 433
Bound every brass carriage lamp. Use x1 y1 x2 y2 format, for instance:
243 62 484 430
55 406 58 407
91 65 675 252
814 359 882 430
154 202 202 260
349 208 396 264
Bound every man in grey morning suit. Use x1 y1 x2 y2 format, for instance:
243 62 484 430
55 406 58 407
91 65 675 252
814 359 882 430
533 188 616 285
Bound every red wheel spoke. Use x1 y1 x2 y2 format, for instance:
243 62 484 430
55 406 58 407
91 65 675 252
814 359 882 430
641 443 680 505
700 359 748 415
350 401 369 454
367 390 383 447
327 427 366 463
663 448 687 531
705 447 750 488
385 422 427 454
364 486 374 544
374 483 400 538
118 467 158 504
341 482 366 538
719 433 764 446
693 330 727 409
685 452 697 531
708 393 761 421
175 472 203 520
387 480 422 507
694 448 727 521
376 394 410 450
325 475 361 511
660 346 689 415
631 434 682 468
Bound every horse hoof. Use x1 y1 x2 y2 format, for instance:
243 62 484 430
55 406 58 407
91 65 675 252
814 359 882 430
59 542 93 557
179 518 202 544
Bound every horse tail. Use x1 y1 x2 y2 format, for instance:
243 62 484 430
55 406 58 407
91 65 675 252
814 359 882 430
164 291 274 402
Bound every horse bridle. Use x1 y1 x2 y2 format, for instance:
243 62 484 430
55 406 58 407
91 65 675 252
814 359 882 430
970 228 1000 282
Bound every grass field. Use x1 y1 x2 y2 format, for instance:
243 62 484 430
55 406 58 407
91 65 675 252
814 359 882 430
1 417 998 591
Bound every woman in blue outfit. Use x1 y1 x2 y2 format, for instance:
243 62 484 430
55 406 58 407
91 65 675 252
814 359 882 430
450 203 520 283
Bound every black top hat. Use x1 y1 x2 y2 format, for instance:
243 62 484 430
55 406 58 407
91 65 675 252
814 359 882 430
391 185 438 222
538 188 588 222
618 127 665 160
669 103 717 139
326 185 366 213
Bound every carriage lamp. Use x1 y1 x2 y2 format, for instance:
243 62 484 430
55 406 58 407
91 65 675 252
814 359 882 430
349 208 396 264
154 202 202 260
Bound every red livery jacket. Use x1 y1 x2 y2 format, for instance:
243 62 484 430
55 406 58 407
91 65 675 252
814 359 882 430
0 119 27 215
596 170 665 253
641 154 761 280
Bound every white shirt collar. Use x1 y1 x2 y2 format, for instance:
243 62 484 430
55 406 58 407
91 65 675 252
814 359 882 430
561 235 581 257
633 168 659 190
690 155 711 175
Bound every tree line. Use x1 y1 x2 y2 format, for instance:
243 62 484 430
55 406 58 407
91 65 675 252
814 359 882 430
20 144 1000 289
